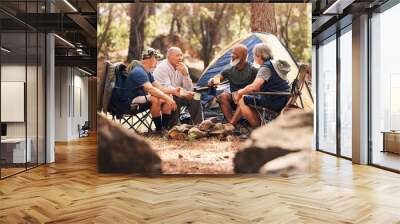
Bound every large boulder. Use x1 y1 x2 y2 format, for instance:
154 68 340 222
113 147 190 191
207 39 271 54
97 113 162 174
234 111 313 174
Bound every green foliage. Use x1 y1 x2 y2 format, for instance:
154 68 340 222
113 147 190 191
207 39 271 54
275 4 312 63
98 3 311 65
97 4 130 60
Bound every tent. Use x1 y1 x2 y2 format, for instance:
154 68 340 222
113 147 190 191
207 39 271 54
197 32 313 111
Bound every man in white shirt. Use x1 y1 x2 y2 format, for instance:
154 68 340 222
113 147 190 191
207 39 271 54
153 47 203 126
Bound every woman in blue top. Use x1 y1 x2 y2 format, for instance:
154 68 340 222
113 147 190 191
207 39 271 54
232 43 291 127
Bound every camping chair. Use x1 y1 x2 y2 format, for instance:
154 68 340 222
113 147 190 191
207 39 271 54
246 64 310 126
110 86 154 133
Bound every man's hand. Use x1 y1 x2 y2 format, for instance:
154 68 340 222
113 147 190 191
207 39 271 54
184 92 194 101
166 97 177 111
176 63 189 76
208 75 221 87
234 90 243 103
172 87 180 97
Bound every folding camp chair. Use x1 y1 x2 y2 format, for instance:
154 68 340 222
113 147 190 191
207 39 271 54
109 85 154 133
119 102 153 133
246 64 310 126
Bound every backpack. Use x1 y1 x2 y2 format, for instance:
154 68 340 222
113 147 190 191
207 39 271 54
108 63 130 119
109 61 145 119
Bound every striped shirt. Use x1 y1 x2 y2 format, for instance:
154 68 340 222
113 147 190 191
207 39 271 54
153 59 193 91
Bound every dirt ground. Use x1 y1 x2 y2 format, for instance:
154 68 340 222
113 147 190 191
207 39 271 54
145 136 243 174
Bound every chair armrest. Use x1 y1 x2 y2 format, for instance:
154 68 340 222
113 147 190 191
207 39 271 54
193 86 210 92
249 91 292 96
194 80 230 92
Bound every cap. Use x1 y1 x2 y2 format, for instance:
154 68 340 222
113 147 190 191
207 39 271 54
142 48 163 60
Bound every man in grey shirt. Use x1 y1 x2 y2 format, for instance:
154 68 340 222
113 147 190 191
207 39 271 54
208 44 258 124
153 47 203 127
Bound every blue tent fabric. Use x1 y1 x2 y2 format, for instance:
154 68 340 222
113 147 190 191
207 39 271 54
196 32 304 117
197 34 263 87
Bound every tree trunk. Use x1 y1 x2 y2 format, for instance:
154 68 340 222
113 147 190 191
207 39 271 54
97 4 114 57
250 3 276 34
199 4 227 68
127 3 147 62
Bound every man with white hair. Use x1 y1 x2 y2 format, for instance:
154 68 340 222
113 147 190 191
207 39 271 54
153 47 203 126
234 43 291 127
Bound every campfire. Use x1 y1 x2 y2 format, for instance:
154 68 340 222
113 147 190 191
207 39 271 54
167 117 237 141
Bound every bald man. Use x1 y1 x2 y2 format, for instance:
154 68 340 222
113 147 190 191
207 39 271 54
208 44 258 124
153 47 203 127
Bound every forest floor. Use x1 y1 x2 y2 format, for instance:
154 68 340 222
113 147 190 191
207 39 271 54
146 136 243 174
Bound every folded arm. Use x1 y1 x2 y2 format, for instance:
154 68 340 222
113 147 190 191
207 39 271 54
236 78 265 101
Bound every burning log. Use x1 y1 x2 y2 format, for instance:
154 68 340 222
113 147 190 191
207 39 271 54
167 118 238 140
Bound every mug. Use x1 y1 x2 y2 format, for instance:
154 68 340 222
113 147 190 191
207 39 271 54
179 88 188 97
193 92 201 101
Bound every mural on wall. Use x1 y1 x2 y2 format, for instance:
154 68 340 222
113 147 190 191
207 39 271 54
97 2 314 174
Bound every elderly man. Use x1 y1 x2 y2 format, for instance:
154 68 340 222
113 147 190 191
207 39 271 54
153 47 203 126
208 44 258 124
124 48 177 132
234 43 291 127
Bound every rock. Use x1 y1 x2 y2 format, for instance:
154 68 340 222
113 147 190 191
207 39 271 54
97 113 162 174
168 125 189 140
168 129 180 139
198 120 214 131
175 124 192 133
223 123 235 133
174 132 188 140
233 111 313 174
188 127 206 139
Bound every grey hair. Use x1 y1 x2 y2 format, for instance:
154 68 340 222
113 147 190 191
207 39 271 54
253 43 273 60
167 47 182 58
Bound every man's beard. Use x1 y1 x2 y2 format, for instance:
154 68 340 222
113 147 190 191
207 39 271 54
230 58 241 67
